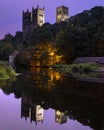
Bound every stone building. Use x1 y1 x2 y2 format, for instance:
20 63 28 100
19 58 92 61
56 5 69 23
22 5 45 34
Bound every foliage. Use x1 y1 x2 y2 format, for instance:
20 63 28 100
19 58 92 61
52 63 100 73
0 32 24 60
14 42 63 67
0 42 14 60
71 63 99 73
0 61 16 79
56 6 104 63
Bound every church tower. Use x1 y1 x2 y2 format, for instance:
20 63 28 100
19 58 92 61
22 6 45 34
22 9 31 34
56 6 69 23
31 6 45 29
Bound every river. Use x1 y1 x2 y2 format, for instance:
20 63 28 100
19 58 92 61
0 68 104 130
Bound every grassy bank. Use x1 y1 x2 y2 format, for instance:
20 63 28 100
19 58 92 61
52 63 100 73
0 61 16 79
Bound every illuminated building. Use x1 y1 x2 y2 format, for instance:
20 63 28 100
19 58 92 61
56 5 69 23
55 110 67 124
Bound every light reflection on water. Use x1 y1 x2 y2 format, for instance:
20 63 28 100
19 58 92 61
0 89 92 130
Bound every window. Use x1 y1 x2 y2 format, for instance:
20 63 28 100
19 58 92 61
40 20 43 23
39 14 43 17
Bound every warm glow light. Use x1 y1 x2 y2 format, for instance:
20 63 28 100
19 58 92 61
50 52 54 56
56 72 61 80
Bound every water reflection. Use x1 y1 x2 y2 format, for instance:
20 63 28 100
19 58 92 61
0 68 104 130
30 67 62 89
55 110 67 124
21 95 67 125
21 96 43 124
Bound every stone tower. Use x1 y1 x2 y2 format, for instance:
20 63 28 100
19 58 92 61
31 6 45 28
22 6 45 34
56 5 69 23
22 9 31 34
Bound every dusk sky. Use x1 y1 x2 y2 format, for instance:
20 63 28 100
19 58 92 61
0 0 104 39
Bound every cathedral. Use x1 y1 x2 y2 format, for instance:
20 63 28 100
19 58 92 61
22 5 69 34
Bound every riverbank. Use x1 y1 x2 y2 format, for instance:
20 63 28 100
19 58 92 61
52 63 101 73
0 61 16 79
51 63 104 83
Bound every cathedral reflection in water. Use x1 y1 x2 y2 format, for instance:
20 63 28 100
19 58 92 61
21 96 67 125
55 110 67 124
21 96 43 124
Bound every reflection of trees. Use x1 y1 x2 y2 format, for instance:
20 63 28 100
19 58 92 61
0 69 104 129
30 68 62 90
0 78 16 95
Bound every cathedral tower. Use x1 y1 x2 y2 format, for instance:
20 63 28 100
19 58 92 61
56 6 69 23
22 9 31 34
31 6 45 28
22 6 45 34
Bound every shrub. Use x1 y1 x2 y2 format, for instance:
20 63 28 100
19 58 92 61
84 67 92 73
72 66 79 72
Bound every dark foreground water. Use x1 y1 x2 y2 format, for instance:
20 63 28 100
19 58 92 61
0 68 104 130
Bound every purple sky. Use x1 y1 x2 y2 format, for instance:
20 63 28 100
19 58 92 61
0 0 104 39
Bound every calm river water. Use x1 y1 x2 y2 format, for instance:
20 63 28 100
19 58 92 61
0 68 104 130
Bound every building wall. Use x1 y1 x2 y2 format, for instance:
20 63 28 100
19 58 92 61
9 50 18 66
31 8 38 29
9 55 14 65
37 9 45 26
